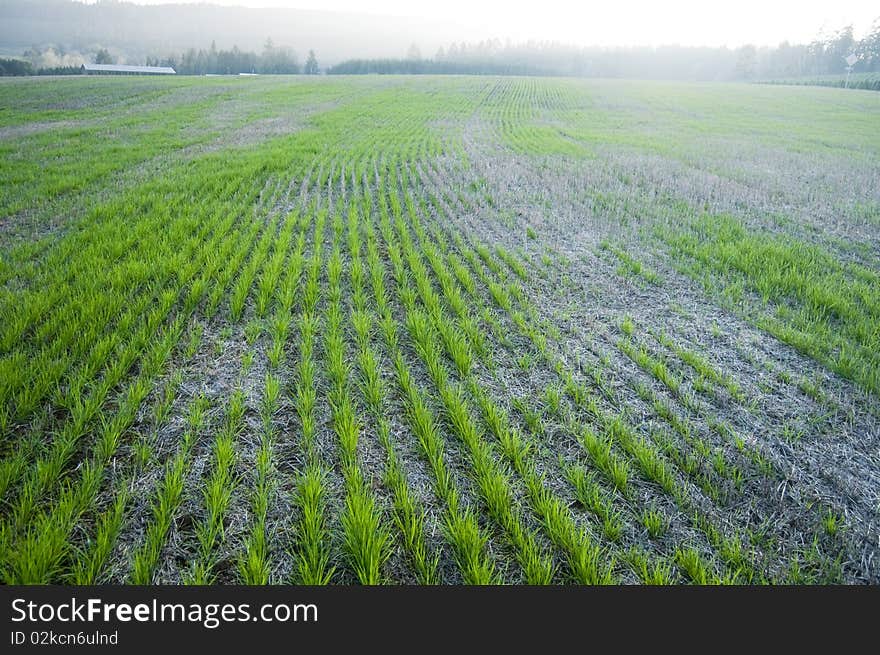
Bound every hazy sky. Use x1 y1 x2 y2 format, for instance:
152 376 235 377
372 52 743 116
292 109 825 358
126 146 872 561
112 1 878 47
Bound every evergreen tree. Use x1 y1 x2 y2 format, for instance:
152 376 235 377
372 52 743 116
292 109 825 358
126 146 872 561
94 48 114 64
305 49 318 74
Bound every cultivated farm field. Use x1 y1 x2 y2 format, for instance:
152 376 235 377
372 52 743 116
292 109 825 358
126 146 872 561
1 75 878 584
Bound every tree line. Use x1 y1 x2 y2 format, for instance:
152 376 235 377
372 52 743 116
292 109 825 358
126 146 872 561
329 22 880 80
0 40 320 76
145 39 315 75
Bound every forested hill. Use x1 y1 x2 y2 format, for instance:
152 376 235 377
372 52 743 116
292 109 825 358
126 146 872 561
0 0 464 64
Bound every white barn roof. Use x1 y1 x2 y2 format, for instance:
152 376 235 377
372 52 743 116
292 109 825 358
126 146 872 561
82 64 176 75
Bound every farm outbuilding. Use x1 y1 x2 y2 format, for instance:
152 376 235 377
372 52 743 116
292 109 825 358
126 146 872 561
81 64 176 75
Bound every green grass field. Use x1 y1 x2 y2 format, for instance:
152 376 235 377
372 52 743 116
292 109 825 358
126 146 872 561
762 73 880 91
1 75 878 584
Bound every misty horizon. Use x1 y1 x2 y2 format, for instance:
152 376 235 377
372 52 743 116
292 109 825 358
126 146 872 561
69 0 880 49
1 0 878 82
